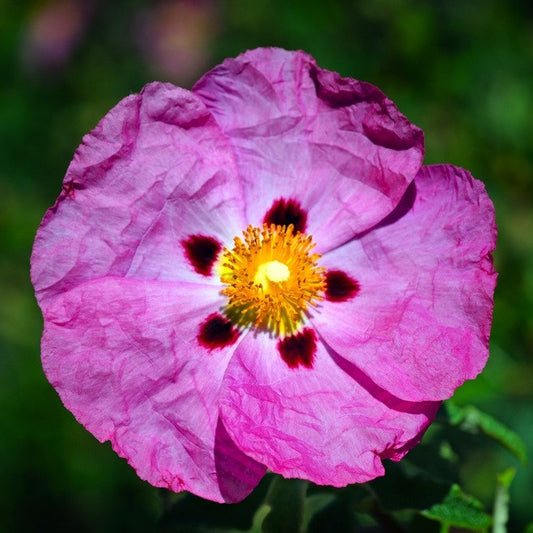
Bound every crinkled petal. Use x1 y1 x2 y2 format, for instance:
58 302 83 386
193 47 424 252
41 277 265 502
219 331 439 486
313 164 497 402
31 82 245 308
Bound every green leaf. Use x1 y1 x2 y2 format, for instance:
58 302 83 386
421 484 492 531
261 477 307 533
445 401 528 464
492 468 516 533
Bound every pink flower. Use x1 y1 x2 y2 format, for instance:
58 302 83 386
31 48 496 503
20 0 95 74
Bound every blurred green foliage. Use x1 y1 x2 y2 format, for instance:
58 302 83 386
1 0 532 531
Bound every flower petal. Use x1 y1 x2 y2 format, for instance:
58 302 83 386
219 331 439 486
31 82 245 308
313 164 497 402
193 47 424 251
41 277 265 502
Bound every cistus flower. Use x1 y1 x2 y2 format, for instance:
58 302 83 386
31 47 496 503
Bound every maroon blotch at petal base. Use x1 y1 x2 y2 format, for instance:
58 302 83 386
263 198 307 233
325 270 360 302
182 235 222 276
277 328 317 369
198 313 240 350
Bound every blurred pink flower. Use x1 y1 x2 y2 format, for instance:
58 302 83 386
137 0 216 84
31 48 496 502
20 0 94 73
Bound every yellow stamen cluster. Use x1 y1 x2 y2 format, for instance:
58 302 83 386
218 223 325 337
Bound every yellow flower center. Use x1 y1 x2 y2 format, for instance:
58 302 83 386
218 223 325 336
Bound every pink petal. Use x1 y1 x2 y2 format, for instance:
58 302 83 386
41 277 265 502
313 164 497 402
193 47 424 252
219 332 439 486
31 82 245 308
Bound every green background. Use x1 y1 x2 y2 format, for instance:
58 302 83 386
1 0 532 531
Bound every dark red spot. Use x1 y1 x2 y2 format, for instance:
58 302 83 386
51 181 83 212
62 181 78 198
277 328 317 369
198 313 239 350
263 198 307 233
325 270 360 302
182 235 222 276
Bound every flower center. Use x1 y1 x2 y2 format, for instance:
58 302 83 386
218 223 325 336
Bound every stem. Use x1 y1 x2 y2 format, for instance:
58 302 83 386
440 523 450 533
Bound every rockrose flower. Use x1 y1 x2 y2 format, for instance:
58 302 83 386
31 48 496 503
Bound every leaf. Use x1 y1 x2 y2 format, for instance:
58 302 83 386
421 484 492 531
492 468 516 533
261 477 307 533
445 401 528 464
